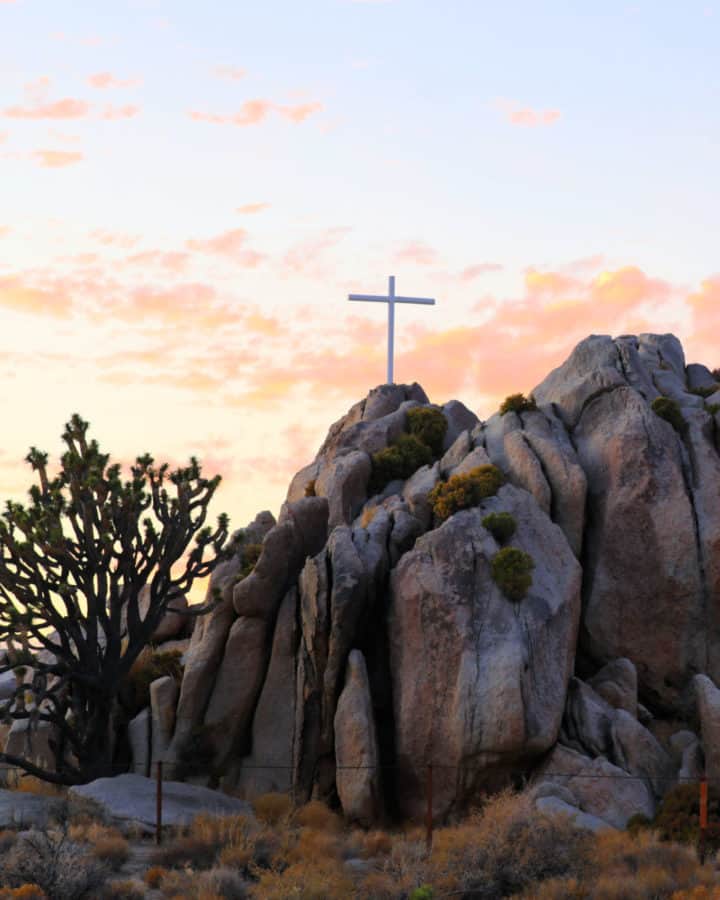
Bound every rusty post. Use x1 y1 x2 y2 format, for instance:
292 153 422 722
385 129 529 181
699 774 708 864
156 760 163 846
426 763 433 854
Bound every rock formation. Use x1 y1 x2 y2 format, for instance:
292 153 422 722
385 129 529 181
107 335 720 828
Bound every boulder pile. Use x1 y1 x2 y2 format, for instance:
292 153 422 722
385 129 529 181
130 333 720 828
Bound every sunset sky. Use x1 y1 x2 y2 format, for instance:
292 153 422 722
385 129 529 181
1 0 719 547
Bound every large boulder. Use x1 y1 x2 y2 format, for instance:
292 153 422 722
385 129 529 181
334 650 382 825
389 483 582 819
69 774 252 833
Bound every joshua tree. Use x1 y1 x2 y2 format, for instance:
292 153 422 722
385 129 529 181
0 414 229 784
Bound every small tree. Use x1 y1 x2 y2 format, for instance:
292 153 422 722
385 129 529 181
0 414 229 784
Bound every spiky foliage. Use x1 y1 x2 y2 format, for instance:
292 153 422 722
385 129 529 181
0 414 228 785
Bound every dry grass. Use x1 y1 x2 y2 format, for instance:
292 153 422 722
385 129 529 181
91 835 129 870
249 859 354 900
293 799 343 833
143 866 169 889
251 792 292 826
10 776 64 798
0 888 48 900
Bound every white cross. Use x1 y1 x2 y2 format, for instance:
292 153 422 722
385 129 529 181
348 275 436 384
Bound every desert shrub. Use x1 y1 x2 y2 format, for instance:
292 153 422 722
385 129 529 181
482 512 517 543
0 887 48 900
409 888 434 900
370 434 434 492
190 813 256 847
91 835 129 870
123 647 183 714
249 859 354 900
358 829 394 859
304 479 316 498
430 465 504 522
13 776 64 797
500 393 537 416
491 547 535 601
143 866 169 889
292 799 343 833
627 812 653 835
690 385 718 398
0 829 17 852
239 543 263 579
100 882 145 900
198 867 250 900
706 403 720 415
653 783 720 850
651 396 686 433
252 792 293 826
360 505 378 529
406 407 448 457
0 828 108 900
151 834 218 870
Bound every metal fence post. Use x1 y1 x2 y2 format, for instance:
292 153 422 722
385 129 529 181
699 774 708 864
156 760 163 846
426 763 433 854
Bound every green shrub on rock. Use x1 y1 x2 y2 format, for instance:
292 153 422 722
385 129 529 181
482 512 517 543
370 434 433 493
651 396 686 433
430 465 504 522
406 407 448 457
500 393 537 416
689 385 718 398
491 547 534 601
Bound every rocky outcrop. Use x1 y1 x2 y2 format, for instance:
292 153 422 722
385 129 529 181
152 334 720 826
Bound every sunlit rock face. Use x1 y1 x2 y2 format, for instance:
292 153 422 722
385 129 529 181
145 335 720 826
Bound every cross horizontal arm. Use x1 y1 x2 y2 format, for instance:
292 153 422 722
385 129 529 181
348 295 436 305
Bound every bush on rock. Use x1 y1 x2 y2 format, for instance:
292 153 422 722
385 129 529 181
500 393 537 415
406 407 448 457
491 547 534 601
651 396 686 433
370 434 433 493
429 465 504 522
482 512 517 543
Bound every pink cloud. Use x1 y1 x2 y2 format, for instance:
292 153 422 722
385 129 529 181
459 263 503 281
87 72 141 89
0 132 6 143
186 228 266 268
90 228 140 249
5 99 90 120
496 99 561 127
100 105 140 120
236 202 270 214
189 98 322 127
281 226 351 276
33 149 83 168
213 65 247 81
123 251 190 273
395 240 439 266
0 226 11 238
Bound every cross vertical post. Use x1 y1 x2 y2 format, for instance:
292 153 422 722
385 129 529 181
387 275 395 385
348 276 436 385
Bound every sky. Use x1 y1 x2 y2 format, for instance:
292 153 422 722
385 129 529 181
0 0 719 558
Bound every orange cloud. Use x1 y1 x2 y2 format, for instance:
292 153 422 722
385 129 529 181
525 269 582 297
276 102 323 123
100 105 140 120
90 229 140 248
0 131 7 143
0 226 10 238
189 99 322 126
589 266 672 307
5 99 90 120
281 226 351 276
236 202 270 214
496 99 561 127
395 240 438 266
0 275 74 317
87 72 141 89
460 263 503 280
33 149 83 167
185 228 265 267
213 65 246 81
123 251 189 273
688 276 720 359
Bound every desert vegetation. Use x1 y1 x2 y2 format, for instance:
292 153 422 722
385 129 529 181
0 783 719 898
651 396 687 433
370 407 447 492
491 546 535 601
500 393 538 416
429 464 504 521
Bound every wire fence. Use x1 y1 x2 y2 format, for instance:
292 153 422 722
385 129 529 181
0 756 714 858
